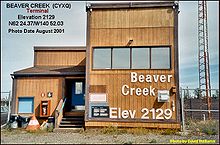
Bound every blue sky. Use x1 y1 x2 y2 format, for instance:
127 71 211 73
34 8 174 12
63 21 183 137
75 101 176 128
1 1 219 94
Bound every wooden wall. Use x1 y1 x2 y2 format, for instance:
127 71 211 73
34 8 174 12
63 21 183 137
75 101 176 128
34 50 86 66
15 77 63 117
87 7 179 128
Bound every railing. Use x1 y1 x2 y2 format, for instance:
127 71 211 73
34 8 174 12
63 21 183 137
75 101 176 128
1 91 11 128
55 97 66 128
179 88 219 131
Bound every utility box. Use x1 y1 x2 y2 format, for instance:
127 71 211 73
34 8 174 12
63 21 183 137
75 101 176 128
158 90 170 102
40 100 51 117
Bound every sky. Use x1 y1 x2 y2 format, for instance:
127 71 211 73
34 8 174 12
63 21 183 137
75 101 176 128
1 1 219 96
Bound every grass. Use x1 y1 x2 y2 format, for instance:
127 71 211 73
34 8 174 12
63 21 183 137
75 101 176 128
187 119 219 135
149 139 157 143
83 126 179 136
101 125 127 135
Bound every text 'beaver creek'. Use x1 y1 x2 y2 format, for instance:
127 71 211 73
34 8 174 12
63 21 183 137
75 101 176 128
121 72 173 97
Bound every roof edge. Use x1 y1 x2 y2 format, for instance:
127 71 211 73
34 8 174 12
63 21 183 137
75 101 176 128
87 1 177 10
34 46 86 51
11 72 85 77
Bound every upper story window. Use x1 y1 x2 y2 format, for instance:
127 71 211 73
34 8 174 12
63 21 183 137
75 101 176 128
93 48 111 69
151 47 170 69
112 48 130 69
93 46 171 70
132 48 150 69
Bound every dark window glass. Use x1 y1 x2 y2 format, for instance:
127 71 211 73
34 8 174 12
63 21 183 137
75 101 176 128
112 48 130 69
151 47 170 69
93 48 111 69
132 48 150 69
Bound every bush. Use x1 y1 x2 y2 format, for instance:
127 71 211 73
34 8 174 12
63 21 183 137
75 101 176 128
188 120 219 135
201 120 219 135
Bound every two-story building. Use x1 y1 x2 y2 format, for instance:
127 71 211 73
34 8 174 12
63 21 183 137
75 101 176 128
11 2 180 129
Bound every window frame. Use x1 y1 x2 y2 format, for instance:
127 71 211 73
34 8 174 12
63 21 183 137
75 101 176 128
131 47 150 69
150 46 171 69
92 46 171 70
18 97 34 114
92 48 112 69
112 47 131 69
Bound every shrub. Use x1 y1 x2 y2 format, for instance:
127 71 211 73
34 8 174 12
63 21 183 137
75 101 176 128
188 120 219 135
200 120 219 135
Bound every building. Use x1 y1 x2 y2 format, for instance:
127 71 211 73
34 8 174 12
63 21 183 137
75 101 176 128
11 2 180 129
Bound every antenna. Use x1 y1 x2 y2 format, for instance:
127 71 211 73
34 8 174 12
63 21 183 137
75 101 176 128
198 0 212 119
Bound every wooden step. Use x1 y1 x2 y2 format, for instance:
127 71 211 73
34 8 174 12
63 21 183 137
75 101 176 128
54 128 84 133
64 111 85 117
59 111 85 129
61 117 84 121
59 124 84 128
60 120 84 124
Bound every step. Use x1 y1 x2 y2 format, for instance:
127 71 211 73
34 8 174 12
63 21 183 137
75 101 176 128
60 120 84 124
63 116 84 119
53 128 84 133
61 117 84 121
59 124 84 128
64 111 85 117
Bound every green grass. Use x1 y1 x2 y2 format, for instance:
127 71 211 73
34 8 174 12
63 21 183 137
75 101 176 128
83 126 179 136
187 119 219 135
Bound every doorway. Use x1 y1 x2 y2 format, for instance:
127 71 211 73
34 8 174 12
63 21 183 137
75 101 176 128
65 79 85 111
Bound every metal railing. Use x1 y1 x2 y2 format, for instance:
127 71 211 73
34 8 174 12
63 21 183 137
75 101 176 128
1 91 11 128
180 88 219 131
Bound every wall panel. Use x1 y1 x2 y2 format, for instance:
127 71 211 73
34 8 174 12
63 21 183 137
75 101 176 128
87 6 179 128
35 51 86 66
15 78 61 117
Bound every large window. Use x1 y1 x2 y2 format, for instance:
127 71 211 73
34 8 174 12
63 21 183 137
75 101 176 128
151 47 170 69
132 48 150 69
93 48 111 69
18 97 34 113
93 47 171 69
112 48 130 69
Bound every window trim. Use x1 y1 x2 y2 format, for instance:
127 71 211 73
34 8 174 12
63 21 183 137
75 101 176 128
92 46 172 70
18 97 34 114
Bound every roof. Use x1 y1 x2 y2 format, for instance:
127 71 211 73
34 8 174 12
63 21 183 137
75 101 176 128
87 1 178 10
34 46 86 51
11 66 85 77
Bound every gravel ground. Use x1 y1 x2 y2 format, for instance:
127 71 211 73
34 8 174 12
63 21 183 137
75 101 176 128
1 128 219 144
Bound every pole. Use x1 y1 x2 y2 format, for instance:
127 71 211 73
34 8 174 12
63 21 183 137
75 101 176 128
180 88 185 132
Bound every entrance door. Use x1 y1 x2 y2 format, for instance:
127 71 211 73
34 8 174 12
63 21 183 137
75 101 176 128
71 80 85 107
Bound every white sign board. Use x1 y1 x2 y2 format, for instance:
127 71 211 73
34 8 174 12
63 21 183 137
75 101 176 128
89 93 107 102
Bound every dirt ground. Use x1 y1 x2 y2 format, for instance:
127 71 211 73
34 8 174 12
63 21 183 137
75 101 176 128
1 128 219 144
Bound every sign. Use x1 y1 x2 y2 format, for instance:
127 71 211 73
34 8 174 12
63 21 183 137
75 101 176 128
91 106 109 118
89 93 107 102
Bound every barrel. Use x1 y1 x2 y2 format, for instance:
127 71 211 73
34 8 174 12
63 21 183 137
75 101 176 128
47 116 54 132
9 114 18 128
20 116 31 128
